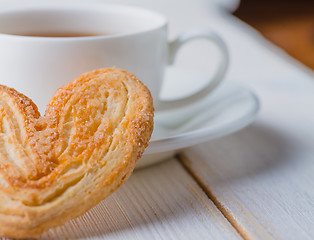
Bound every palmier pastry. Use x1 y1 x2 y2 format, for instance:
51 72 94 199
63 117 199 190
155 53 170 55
0 68 154 238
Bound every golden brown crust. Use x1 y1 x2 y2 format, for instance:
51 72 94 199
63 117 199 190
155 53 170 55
0 68 154 238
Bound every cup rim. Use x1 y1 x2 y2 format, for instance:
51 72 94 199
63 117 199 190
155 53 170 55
0 3 168 41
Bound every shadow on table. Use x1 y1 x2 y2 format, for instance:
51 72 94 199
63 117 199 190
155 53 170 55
180 122 297 184
38 158 210 239
35 123 295 239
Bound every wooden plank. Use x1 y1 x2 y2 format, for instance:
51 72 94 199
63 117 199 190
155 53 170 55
181 122 314 240
3 159 241 240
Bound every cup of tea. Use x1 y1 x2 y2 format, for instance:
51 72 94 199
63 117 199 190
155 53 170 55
0 4 228 113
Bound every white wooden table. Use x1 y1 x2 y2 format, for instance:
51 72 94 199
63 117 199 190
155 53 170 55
1 1 314 239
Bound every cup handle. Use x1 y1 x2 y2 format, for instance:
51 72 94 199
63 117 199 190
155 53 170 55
157 30 229 111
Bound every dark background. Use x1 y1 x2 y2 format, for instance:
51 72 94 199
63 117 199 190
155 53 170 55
234 0 314 69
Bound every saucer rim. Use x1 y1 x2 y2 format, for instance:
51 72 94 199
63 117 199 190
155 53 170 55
144 83 260 154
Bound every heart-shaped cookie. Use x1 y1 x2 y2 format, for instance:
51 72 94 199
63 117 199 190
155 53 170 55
0 68 154 238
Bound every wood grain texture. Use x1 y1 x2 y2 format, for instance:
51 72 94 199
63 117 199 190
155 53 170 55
181 122 314 240
0 159 241 239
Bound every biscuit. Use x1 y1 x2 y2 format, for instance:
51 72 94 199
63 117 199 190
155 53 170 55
0 68 154 238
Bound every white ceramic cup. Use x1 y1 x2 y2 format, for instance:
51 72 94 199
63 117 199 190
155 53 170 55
0 4 228 113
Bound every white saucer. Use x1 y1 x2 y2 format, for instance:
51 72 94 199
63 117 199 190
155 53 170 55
136 78 260 169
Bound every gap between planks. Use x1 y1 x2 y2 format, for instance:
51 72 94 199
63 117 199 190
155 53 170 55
176 152 249 240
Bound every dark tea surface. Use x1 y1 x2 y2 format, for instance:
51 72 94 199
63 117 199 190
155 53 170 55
10 32 107 37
